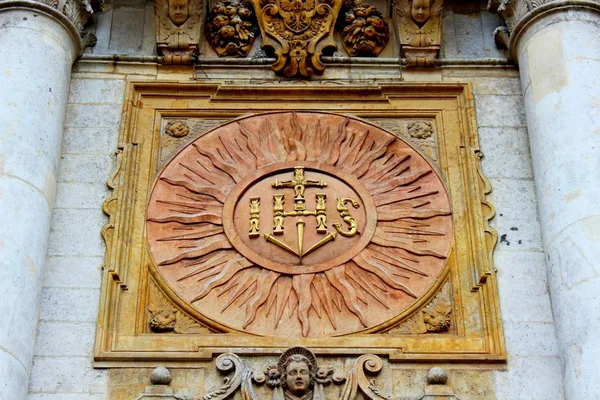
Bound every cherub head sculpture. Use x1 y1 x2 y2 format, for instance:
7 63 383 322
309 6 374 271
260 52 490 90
409 0 432 26
168 0 189 26
265 347 332 400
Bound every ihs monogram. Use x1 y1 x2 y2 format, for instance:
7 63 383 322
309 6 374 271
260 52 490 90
248 167 360 261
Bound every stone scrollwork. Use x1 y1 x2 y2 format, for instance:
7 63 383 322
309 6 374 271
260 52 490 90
156 0 203 64
249 0 344 77
340 0 390 57
205 0 258 57
203 347 386 400
395 0 443 67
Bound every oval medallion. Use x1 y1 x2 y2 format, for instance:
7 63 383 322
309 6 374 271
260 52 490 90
146 112 453 337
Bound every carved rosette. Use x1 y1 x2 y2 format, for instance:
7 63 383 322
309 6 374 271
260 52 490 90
155 0 203 64
340 0 390 57
205 0 258 57
146 112 453 338
395 0 443 67
249 0 344 77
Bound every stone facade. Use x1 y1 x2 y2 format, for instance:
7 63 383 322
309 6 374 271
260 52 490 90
1 0 598 398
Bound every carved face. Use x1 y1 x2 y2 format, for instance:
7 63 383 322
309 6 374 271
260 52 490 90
410 0 431 25
168 0 189 26
285 361 311 395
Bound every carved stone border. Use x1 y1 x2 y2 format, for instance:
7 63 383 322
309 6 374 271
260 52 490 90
95 82 505 365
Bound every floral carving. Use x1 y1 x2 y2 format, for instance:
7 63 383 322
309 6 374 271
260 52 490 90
340 0 390 57
249 0 344 77
156 0 203 64
395 0 443 67
205 0 258 57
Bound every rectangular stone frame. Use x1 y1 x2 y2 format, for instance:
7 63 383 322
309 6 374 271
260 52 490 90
95 82 505 366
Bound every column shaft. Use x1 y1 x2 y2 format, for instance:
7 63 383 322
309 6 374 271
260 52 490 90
514 6 600 399
0 2 80 398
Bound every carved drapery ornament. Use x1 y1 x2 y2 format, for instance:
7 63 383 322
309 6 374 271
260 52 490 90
395 0 443 67
205 0 258 57
249 0 344 77
340 0 390 57
156 0 203 64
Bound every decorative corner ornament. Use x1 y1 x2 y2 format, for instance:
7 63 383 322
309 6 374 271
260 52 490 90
395 0 443 67
340 0 390 57
205 0 258 57
249 0 344 77
156 0 203 64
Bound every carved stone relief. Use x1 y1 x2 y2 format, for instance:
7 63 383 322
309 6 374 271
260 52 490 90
156 0 203 64
37 0 102 47
340 0 390 57
97 83 504 364
395 0 443 67
486 0 600 55
387 280 453 334
205 0 258 57
249 0 344 77
366 119 438 162
160 119 230 164
147 279 212 333
203 347 388 400
146 112 453 338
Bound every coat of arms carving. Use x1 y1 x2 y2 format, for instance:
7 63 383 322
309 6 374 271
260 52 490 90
248 0 344 77
146 112 453 337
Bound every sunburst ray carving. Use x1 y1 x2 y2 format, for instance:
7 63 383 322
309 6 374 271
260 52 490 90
147 112 453 337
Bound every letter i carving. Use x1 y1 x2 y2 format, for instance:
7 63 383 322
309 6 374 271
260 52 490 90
249 197 260 238
273 194 285 235
315 194 327 233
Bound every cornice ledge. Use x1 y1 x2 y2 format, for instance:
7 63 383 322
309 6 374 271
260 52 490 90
0 0 103 55
488 0 600 60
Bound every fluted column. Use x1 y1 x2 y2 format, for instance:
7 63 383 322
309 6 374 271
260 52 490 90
489 0 600 398
0 0 94 397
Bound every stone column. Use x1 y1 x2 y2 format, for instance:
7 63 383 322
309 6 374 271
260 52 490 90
0 1 93 397
489 0 600 398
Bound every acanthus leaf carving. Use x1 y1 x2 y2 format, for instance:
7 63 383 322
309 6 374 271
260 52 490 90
395 0 443 67
249 0 344 77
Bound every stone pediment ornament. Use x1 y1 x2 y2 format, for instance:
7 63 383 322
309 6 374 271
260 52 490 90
145 112 453 338
202 347 389 400
395 0 443 67
155 0 203 64
248 0 344 77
